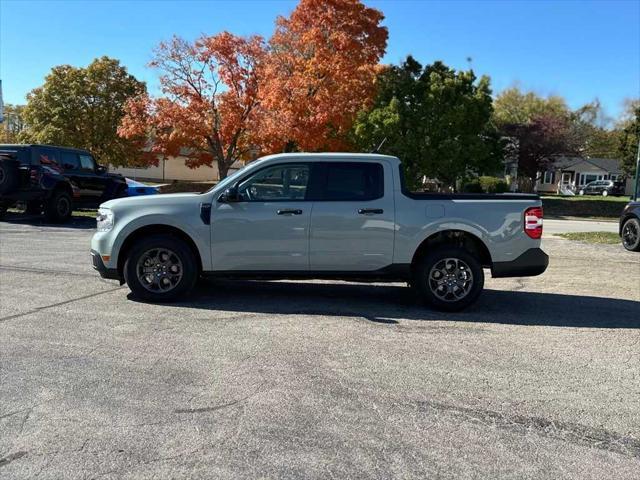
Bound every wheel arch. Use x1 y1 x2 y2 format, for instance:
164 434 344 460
48 180 74 198
410 230 492 272
116 224 203 278
620 212 640 236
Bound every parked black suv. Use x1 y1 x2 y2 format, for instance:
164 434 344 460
0 144 127 222
578 179 626 197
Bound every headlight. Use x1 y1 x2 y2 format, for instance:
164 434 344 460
96 208 114 232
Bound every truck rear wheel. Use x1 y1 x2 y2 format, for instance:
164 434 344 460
44 190 73 223
622 218 640 252
0 159 20 194
124 234 198 302
0 201 11 220
25 201 42 215
413 246 484 311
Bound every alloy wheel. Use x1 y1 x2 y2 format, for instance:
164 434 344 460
428 258 474 302
57 197 70 217
136 248 184 293
622 221 639 250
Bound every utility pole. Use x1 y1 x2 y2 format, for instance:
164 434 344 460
0 80 4 124
635 140 640 201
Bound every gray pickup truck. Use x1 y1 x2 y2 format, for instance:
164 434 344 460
91 153 548 310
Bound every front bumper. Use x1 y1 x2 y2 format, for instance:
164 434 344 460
91 249 120 280
491 248 549 278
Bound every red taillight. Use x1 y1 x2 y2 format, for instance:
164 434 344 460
524 206 543 239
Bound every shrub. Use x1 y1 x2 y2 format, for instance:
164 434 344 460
462 179 483 193
462 176 508 193
479 176 509 193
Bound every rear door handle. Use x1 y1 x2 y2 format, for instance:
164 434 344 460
277 209 303 215
358 208 384 215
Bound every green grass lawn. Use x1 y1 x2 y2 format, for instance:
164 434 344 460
541 195 630 219
556 231 621 244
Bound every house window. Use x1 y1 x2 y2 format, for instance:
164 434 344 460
610 174 620 181
543 171 555 184
578 173 604 186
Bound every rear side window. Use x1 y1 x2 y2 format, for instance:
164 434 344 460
322 162 384 201
61 152 80 170
37 148 60 169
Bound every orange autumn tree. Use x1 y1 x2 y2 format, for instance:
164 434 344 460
118 32 265 179
260 0 388 152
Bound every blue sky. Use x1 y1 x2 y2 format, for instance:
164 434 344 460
1 0 638 118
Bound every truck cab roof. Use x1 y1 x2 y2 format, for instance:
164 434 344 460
256 152 400 163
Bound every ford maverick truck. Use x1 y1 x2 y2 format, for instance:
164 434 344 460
91 153 548 310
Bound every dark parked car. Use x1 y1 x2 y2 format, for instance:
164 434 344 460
578 179 626 197
620 200 640 252
0 144 127 222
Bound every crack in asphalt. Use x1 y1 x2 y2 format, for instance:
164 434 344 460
0 451 28 468
0 408 31 421
417 400 640 458
0 287 124 323
0 265 99 279
174 382 266 414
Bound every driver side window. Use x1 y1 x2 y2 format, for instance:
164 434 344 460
237 164 310 201
79 154 96 172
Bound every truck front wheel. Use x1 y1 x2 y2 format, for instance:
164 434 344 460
413 246 484 311
44 190 73 223
124 234 198 302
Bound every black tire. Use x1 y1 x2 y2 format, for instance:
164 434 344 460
124 234 198 302
621 218 640 252
25 200 42 215
412 246 485 311
0 159 20 194
44 189 73 223
0 201 10 220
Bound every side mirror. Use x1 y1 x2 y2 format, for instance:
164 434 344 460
96 165 107 174
219 186 240 203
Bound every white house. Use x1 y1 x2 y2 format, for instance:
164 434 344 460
111 154 245 183
536 156 634 195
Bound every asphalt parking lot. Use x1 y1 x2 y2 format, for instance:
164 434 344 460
1 214 639 479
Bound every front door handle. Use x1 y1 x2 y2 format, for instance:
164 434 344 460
358 208 384 215
277 209 303 215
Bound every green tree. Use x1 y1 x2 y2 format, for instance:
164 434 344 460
352 57 503 190
493 87 570 126
492 88 621 185
617 101 640 176
20 56 147 167
0 104 26 143
570 100 620 159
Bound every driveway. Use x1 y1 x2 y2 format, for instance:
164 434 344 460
1 216 639 479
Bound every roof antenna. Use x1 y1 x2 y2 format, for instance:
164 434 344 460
371 137 387 153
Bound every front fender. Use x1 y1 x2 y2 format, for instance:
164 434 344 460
100 213 211 271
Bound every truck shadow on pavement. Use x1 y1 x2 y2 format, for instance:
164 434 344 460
152 280 640 329
0 212 96 229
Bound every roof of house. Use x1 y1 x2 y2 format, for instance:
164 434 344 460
552 156 622 174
